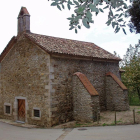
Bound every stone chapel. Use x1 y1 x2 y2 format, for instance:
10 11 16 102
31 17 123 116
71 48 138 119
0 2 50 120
0 7 129 127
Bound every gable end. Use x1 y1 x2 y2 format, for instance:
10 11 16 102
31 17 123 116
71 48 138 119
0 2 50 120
0 36 17 62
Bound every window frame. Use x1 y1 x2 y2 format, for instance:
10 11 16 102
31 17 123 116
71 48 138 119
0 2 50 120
4 103 12 116
32 107 41 120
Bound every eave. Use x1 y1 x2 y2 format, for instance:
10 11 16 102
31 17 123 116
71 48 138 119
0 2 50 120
0 36 17 62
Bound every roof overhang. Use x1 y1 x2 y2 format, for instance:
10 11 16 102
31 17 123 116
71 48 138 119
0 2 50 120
106 72 127 90
0 36 17 62
50 53 120 63
0 33 121 63
74 72 99 96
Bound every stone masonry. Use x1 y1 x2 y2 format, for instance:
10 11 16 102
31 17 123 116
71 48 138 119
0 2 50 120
0 7 129 127
72 74 99 122
48 56 125 125
0 43 129 126
106 73 129 111
0 35 51 126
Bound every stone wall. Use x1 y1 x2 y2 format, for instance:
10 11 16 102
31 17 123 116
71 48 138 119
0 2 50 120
91 96 100 121
106 76 129 111
50 56 120 118
72 75 99 122
0 35 51 126
0 63 2 117
0 35 128 126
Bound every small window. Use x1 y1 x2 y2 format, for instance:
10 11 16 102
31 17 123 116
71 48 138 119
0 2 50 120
5 106 10 114
34 109 40 117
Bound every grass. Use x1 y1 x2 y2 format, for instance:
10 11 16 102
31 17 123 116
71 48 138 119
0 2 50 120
116 120 122 123
102 120 123 126
102 123 108 126
129 94 140 106
136 107 140 109
111 120 122 125
102 123 115 126
75 123 83 127
137 111 140 114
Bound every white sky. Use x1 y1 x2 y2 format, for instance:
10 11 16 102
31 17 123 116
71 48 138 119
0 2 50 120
0 0 139 58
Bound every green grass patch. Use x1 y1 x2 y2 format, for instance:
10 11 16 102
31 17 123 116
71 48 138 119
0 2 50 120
111 120 122 125
116 120 122 123
102 123 108 126
75 123 83 127
102 120 123 127
102 123 116 126
137 111 140 114
129 94 140 106
110 123 116 126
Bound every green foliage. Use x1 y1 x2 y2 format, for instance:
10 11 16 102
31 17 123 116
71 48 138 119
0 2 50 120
121 40 140 103
128 0 140 33
116 120 122 123
112 120 122 125
102 122 117 126
129 93 140 106
75 123 83 127
50 0 129 33
102 123 108 126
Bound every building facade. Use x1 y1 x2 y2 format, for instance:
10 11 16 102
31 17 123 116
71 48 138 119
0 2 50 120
0 7 129 127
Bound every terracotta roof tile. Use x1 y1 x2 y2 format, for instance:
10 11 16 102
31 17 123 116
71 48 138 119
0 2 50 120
25 33 121 61
106 72 127 90
74 72 99 96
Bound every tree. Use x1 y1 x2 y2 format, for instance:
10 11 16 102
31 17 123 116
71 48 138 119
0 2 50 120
50 0 129 34
121 40 140 101
128 0 140 33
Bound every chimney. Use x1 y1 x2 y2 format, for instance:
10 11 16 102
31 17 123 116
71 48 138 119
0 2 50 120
18 7 30 35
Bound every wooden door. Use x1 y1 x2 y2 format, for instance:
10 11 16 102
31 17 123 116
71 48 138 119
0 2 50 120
18 99 25 122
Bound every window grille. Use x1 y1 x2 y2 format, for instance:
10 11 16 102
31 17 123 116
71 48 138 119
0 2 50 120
34 109 40 117
5 106 10 114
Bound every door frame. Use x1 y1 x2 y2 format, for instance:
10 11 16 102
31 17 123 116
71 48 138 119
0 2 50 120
14 96 28 123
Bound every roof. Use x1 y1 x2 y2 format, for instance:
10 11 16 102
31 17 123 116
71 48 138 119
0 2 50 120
0 36 17 62
18 7 30 16
25 33 121 61
0 32 121 62
74 72 99 96
106 72 127 90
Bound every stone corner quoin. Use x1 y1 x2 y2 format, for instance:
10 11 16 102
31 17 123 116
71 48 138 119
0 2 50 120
0 7 129 127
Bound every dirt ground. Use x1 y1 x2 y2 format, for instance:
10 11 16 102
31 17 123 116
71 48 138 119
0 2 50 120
98 106 140 125
53 106 140 128
1 106 140 129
